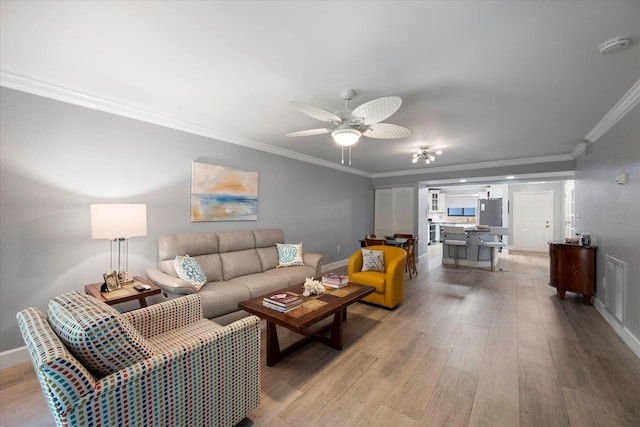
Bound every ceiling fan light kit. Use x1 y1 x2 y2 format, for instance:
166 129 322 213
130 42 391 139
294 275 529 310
599 36 631 54
287 89 412 166
331 127 361 146
412 146 442 165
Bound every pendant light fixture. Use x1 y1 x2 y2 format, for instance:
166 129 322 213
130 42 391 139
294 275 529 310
412 146 442 164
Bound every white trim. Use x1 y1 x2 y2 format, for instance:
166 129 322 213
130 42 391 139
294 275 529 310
585 77 640 143
418 171 574 186
372 154 574 179
0 71 371 178
0 346 30 370
593 297 640 360
321 259 349 272
570 142 586 159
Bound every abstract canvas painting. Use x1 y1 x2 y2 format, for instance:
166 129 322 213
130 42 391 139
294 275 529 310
191 162 258 221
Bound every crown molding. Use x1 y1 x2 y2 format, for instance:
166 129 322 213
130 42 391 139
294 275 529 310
585 77 640 143
0 71 371 178
416 170 575 186
371 154 574 179
570 142 586 158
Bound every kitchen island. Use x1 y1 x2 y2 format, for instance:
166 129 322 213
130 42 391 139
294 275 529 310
442 226 508 269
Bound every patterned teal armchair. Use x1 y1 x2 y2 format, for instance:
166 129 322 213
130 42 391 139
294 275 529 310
16 291 260 427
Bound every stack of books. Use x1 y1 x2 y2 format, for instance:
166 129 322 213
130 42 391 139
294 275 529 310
321 273 349 288
263 291 303 313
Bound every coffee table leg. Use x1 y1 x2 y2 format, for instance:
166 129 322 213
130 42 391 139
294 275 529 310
329 310 344 350
266 321 281 367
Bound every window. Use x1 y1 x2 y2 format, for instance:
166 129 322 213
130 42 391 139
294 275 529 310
447 207 476 217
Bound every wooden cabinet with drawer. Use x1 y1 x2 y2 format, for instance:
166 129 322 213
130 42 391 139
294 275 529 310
548 242 597 305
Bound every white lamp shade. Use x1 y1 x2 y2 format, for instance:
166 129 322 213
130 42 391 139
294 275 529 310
90 204 147 239
331 128 361 146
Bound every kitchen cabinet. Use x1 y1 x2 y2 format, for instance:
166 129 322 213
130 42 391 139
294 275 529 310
548 242 596 305
429 190 445 213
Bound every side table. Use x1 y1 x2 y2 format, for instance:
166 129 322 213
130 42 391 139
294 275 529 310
85 276 160 309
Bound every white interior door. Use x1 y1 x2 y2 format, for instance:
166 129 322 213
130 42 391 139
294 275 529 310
512 191 554 251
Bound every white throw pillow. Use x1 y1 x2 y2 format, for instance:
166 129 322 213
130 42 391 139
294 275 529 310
361 248 385 272
276 243 304 267
174 255 206 291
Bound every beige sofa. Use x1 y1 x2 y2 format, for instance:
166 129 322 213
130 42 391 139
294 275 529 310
147 229 323 324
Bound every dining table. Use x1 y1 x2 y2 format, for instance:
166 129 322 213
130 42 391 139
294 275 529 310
358 237 411 248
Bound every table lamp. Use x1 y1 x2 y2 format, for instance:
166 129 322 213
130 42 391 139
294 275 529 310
90 204 147 285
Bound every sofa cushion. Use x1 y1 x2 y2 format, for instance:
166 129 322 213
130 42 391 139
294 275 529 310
263 265 317 286
174 255 207 290
47 291 155 377
228 272 289 298
253 228 284 247
362 248 385 272
218 230 256 253
349 271 386 292
277 243 304 267
195 253 224 282
256 246 279 271
159 232 219 260
147 319 222 352
198 281 252 319
220 249 262 280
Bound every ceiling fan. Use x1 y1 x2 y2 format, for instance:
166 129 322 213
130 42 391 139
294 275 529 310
286 89 413 165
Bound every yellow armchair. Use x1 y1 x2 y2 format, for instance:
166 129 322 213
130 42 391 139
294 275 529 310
348 245 407 309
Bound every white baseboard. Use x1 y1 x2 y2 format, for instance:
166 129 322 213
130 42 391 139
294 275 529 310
593 297 640 360
321 259 349 272
0 346 30 370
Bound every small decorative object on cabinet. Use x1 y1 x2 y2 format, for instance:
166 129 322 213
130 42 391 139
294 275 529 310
548 242 597 305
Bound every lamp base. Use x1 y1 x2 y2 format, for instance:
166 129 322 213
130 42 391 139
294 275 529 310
118 272 135 285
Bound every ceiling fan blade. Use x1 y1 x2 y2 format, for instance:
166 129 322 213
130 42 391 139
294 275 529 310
286 128 331 137
291 102 341 123
363 123 413 139
351 96 402 125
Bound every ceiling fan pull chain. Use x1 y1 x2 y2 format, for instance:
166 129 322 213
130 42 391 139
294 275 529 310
341 146 345 164
349 146 352 165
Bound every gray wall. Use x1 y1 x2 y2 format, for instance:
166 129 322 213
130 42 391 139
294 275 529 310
575 103 640 341
0 88 374 352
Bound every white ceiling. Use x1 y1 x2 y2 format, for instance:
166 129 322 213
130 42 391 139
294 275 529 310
1 1 639 176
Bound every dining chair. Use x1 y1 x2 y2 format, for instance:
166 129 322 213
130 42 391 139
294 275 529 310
405 237 418 279
365 238 387 246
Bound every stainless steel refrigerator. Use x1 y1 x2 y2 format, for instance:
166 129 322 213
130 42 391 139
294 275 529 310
478 198 502 226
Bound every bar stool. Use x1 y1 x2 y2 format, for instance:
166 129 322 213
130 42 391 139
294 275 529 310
478 240 505 271
442 227 468 268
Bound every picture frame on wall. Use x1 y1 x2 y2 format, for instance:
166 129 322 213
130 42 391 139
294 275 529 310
191 161 258 221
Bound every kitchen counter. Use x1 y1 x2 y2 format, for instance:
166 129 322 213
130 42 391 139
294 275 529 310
441 227 507 269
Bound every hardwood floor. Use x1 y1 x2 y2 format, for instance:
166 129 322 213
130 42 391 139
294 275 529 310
2 246 639 426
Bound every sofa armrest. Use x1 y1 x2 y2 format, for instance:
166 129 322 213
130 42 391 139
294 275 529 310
303 252 323 277
146 267 197 295
71 315 261 427
123 294 203 338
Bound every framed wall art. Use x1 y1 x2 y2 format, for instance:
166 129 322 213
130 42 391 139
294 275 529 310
191 162 258 221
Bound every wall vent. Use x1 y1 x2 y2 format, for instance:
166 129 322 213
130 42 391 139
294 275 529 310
604 255 626 323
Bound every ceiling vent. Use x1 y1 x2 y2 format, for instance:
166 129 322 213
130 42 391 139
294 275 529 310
599 36 631 54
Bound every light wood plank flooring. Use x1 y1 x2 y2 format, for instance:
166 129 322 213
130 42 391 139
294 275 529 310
2 246 639 426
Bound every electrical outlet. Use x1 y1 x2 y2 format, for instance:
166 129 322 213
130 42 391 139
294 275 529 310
336 245 341 252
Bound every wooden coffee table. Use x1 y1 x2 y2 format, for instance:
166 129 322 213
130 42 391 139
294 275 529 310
238 282 374 366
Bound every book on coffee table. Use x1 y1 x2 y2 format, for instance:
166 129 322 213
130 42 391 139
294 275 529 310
321 273 349 288
263 291 303 312
262 300 302 313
